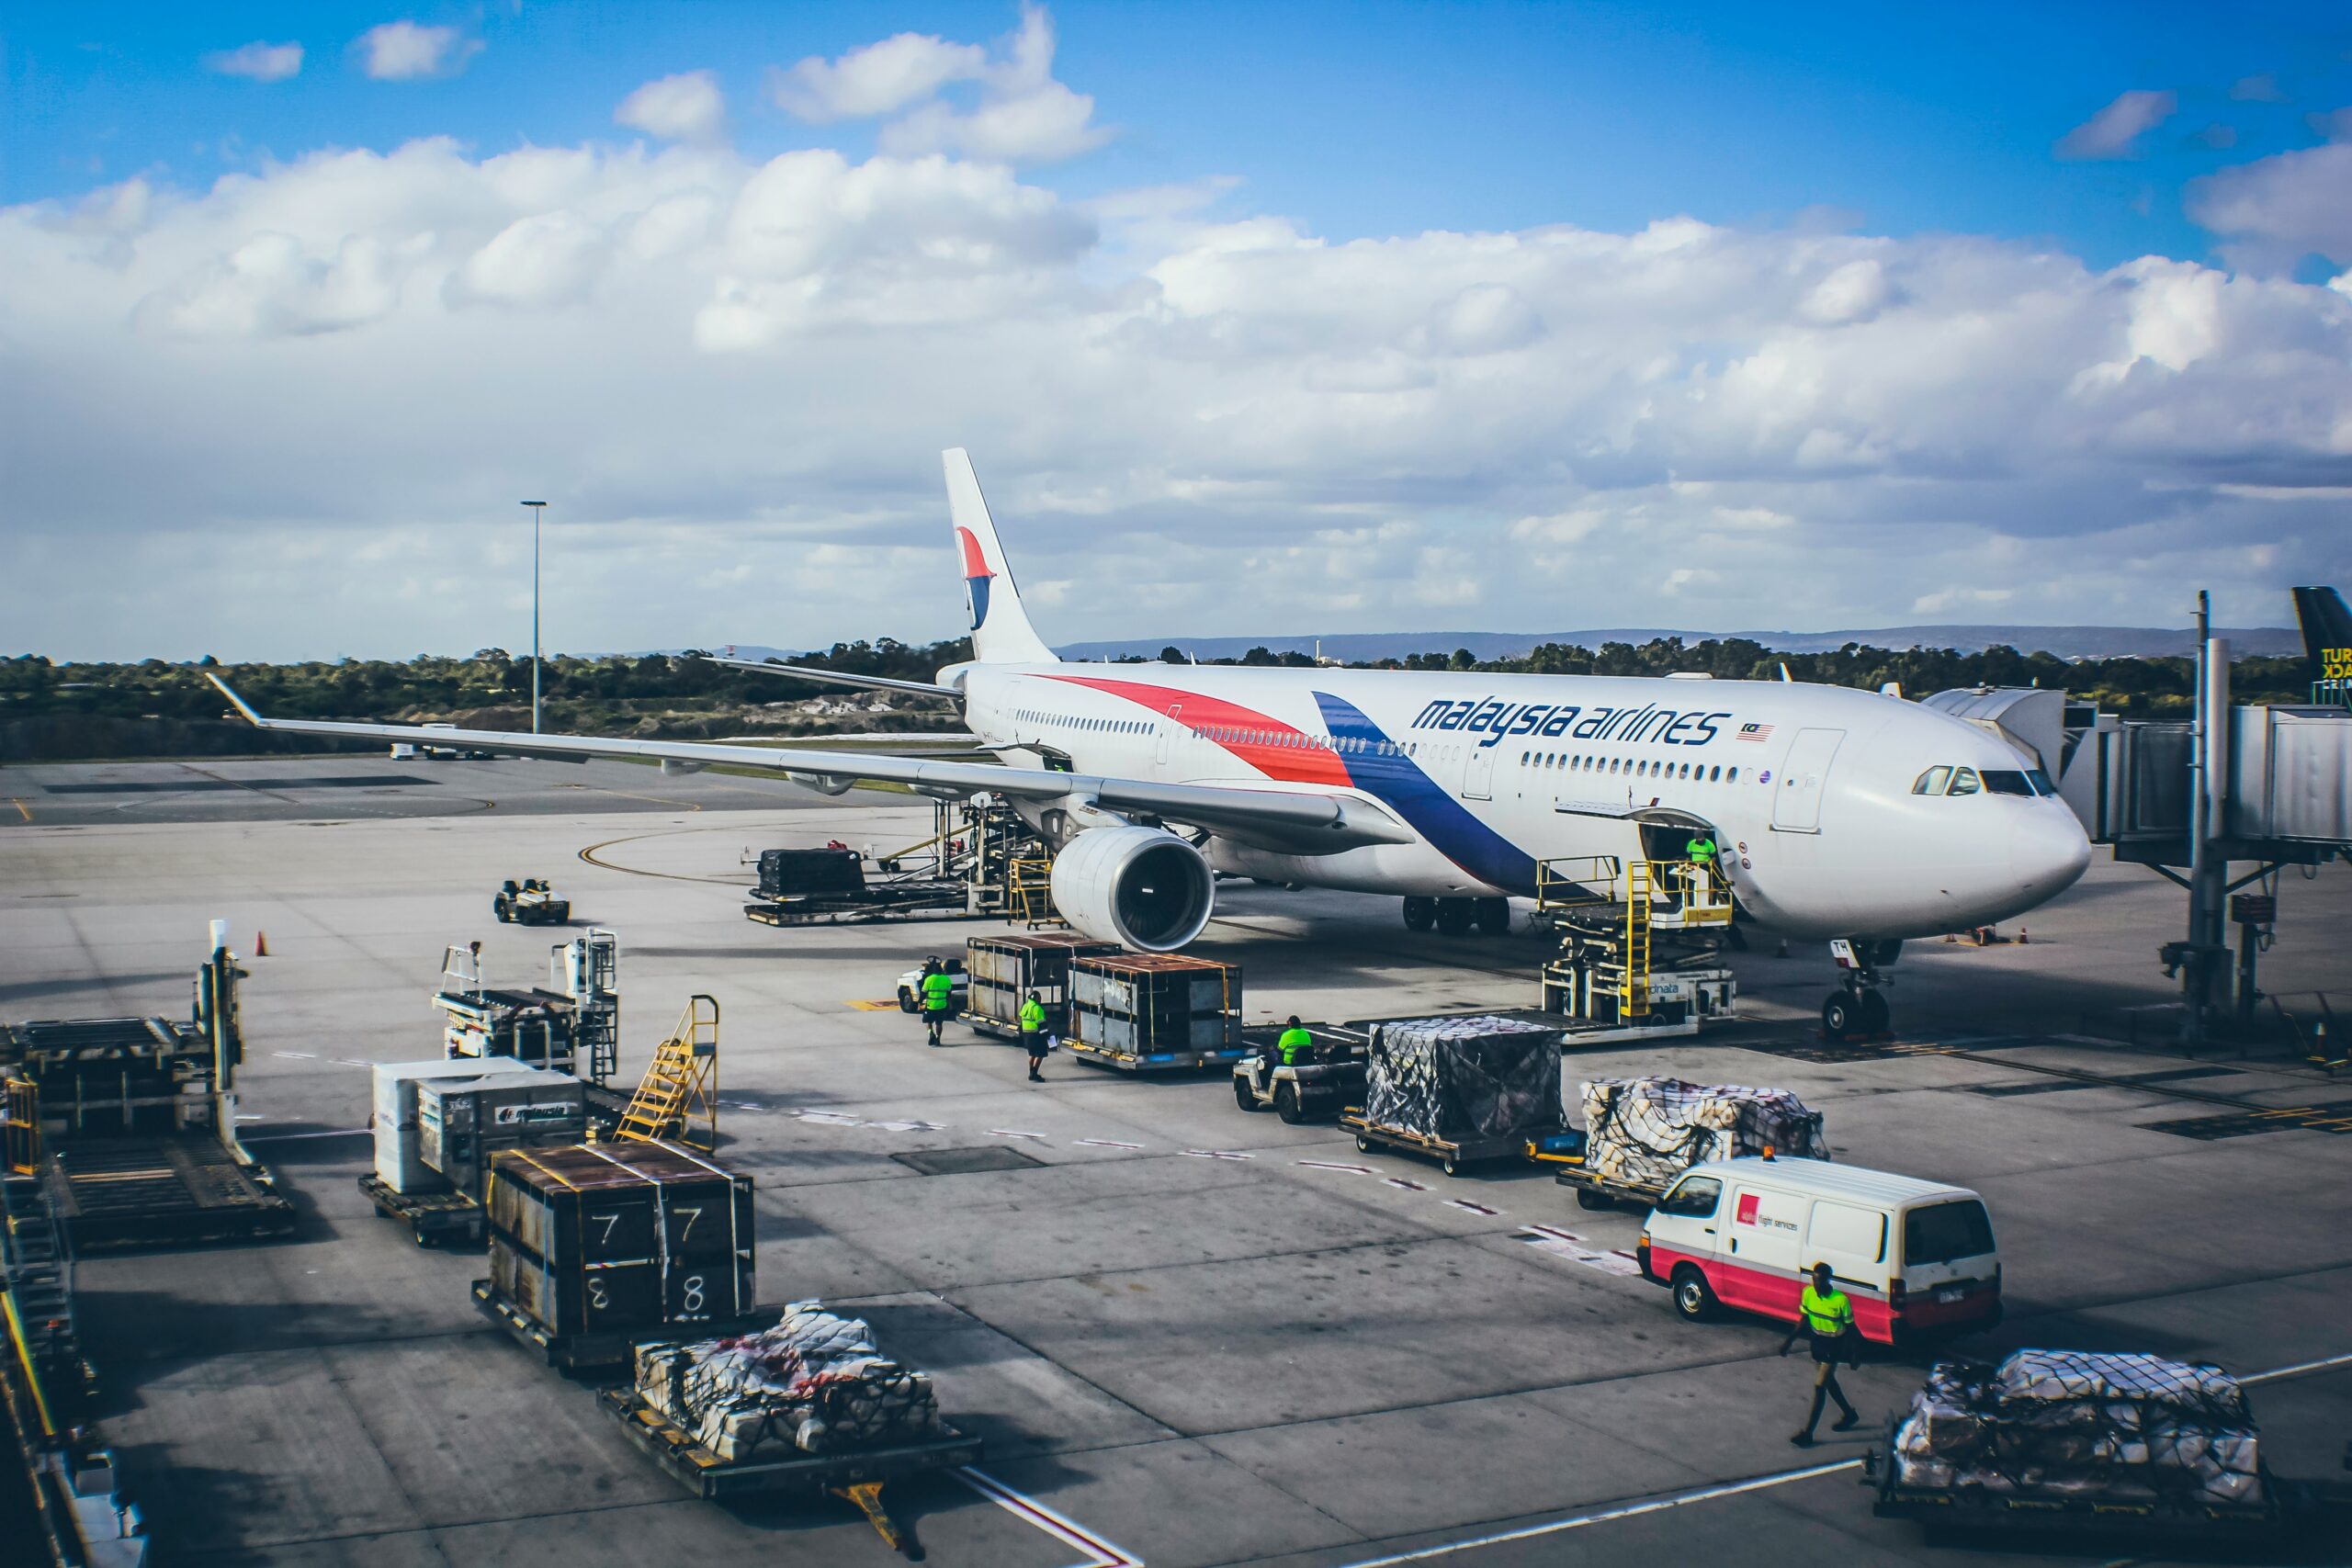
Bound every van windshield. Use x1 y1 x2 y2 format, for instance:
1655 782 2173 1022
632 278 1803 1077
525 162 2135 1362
1903 1200 1995 1265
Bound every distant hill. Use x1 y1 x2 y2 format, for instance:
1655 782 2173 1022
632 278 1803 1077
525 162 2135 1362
1046 624 2303 663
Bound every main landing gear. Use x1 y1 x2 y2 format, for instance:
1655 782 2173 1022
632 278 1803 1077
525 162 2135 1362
1402 896 1511 937
1821 938 1900 1041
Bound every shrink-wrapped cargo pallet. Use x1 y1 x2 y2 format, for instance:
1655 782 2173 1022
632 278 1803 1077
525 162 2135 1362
1363 1016 1563 1143
635 1301 944 1461
1580 1077 1827 1189
1892 1350 2265 1506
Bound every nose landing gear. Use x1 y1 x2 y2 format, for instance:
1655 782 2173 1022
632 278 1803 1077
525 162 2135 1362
1821 938 1899 1043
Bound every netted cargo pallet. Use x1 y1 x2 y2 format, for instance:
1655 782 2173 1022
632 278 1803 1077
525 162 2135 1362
1578 1077 1826 1195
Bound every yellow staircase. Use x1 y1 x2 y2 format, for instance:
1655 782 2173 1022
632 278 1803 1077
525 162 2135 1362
616 995 719 1151
1008 857 1062 927
1621 862 1652 1021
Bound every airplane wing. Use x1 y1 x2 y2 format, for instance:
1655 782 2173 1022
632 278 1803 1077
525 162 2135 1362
206 675 1415 853
697 655 960 698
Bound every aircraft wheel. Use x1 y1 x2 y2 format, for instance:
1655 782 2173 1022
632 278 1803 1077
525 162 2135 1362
1474 897 1510 936
1822 992 1859 1040
1858 989 1892 1035
1433 899 1474 936
1401 897 1436 932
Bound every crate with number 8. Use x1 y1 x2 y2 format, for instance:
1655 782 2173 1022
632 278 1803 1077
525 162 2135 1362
485 1141 754 1339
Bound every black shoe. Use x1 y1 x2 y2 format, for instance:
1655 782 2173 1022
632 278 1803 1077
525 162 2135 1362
1789 1432 1815 1447
1832 1413 1860 1432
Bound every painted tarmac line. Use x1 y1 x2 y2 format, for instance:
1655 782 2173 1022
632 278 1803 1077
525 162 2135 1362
1444 1200 1501 1216
1384 1178 1428 1191
9 798 28 823
242 1128 370 1144
1076 1138 1144 1149
271 1051 318 1060
1328 1346 2352 1567
954 1466 1143 1568
1182 1149 1254 1160
1329 1459 1864 1566
989 1129 1049 1142
1297 1160 1374 1174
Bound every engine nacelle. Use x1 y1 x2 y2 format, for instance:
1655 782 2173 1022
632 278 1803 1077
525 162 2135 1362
1048 826 1216 953
783 771 855 796
660 758 708 776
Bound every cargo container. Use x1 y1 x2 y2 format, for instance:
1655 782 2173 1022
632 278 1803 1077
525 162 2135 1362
756 848 865 898
962 933 1121 1038
1066 953 1244 1072
373 1059 516 1195
415 1068 587 1198
480 1141 755 1359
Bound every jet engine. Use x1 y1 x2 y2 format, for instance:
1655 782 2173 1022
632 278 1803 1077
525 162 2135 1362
1048 826 1216 952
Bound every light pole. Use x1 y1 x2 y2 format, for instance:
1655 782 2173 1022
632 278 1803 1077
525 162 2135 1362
520 501 547 733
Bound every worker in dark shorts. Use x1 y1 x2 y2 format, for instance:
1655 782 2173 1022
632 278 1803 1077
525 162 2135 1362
1780 1260 1861 1445
920 957 956 1046
1019 989 1049 1081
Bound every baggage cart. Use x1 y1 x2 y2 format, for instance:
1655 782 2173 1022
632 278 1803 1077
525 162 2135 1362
1550 1157 1675 1212
358 1175 484 1247
1339 1111 1522 1177
598 1384 982 1555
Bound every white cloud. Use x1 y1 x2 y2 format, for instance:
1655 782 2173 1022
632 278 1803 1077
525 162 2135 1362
2188 141 2352 268
203 41 303 83
356 21 481 82
2055 90 2177 160
616 71 727 145
1910 587 2015 615
779 6 1108 164
5 113 2352 660
771 32 987 121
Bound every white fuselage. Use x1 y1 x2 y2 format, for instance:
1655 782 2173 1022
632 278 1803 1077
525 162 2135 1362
954 662 2091 941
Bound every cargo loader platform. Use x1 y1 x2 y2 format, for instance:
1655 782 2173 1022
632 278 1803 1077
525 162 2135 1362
598 1385 982 1555
43 1134 295 1252
358 1176 484 1247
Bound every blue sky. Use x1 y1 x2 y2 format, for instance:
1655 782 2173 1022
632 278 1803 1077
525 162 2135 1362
4 3 2350 660
11 3 2347 269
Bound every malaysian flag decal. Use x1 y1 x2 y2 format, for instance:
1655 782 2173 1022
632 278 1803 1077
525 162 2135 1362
1736 723 1774 742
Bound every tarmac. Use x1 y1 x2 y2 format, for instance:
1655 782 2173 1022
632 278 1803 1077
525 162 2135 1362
4 755 2348 1567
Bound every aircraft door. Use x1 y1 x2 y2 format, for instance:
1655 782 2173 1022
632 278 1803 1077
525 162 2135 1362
1770 728 1844 833
1156 705 1180 767
1462 745 1494 801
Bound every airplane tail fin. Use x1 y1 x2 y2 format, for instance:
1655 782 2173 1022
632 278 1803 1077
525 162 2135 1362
944 448 1057 664
2292 585 2351 703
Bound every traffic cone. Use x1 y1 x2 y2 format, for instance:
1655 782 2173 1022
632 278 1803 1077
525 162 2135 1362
254 931 269 957
2018 928 2030 944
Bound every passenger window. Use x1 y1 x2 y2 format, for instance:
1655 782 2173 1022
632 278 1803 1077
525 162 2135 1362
1657 1175 1722 1218
1946 768 1981 796
1709 765 1721 781
1808 1200 1885 1263
1726 768 1737 782
1913 766 1951 795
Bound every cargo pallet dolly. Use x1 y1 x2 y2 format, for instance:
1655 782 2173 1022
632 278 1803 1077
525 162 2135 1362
356 1178 484 1247
1519 1124 1673 1212
597 1386 982 1557
1339 1111 1527 1178
1232 1025 1367 1123
1859 1421 2339 1547
469 1279 763 1371
744 795 1057 930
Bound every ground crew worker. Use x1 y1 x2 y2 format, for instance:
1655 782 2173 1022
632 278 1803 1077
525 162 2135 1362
1019 989 1049 1081
1275 1016 1313 1067
920 957 956 1046
1780 1261 1861 1445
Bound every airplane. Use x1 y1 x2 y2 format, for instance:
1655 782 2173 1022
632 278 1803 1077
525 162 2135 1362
206 448 2093 1037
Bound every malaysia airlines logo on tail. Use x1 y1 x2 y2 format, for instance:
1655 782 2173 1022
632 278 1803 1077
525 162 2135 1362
956 525 996 631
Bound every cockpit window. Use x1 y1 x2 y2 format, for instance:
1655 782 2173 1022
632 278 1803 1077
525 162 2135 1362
1946 767 1981 796
1912 766 1951 795
1980 770 2036 796
2025 768 2055 795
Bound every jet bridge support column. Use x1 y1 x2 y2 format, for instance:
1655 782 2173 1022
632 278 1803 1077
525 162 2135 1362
2181 601 2231 1052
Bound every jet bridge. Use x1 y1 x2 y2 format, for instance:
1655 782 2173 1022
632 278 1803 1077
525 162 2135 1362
1927 632 2350 1045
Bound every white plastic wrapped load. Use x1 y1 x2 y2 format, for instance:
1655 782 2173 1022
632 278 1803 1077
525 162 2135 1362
1891 1351 2265 1507
1363 1016 1562 1143
634 1301 944 1461
1579 1077 1827 1190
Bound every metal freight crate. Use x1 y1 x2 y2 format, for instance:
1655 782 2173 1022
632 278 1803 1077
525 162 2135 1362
962 933 1121 1039
1066 953 1244 1072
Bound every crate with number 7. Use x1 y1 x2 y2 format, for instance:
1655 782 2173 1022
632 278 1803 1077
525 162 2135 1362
485 1141 754 1339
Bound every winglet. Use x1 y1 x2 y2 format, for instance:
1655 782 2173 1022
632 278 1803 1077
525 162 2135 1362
206 671 265 727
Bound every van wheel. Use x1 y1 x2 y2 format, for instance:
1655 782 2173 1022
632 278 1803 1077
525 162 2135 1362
1671 1265 1717 1322
1235 1077 1262 1111
1273 1083 1303 1124
1575 1187 1611 1211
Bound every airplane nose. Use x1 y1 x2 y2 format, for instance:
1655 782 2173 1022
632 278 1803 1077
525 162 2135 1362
2009 807 2092 904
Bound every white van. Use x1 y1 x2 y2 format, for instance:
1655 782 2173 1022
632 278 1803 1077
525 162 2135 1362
1636 1156 2000 1343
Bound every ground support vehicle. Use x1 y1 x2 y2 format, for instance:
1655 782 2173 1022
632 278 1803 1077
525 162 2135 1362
1232 1025 1366 1123
893 957 968 1015
357 1176 483 1247
492 878 571 925
598 1384 981 1556
1533 855 1737 1044
1339 1111 1521 1178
